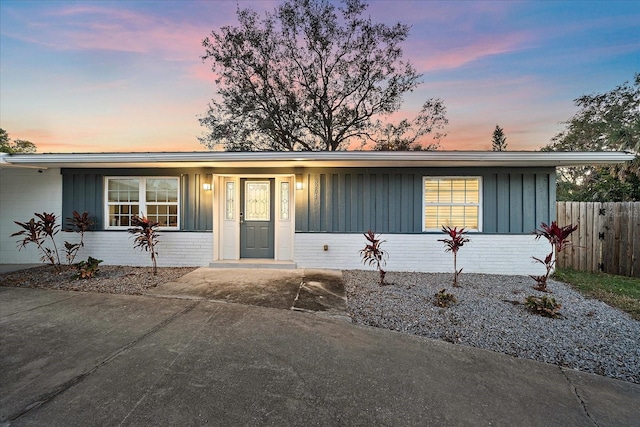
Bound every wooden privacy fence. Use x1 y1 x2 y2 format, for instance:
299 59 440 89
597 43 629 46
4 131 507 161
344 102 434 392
556 202 640 278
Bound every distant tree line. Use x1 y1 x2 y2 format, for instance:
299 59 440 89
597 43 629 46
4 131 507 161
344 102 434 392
543 73 639 202
0 128 37 154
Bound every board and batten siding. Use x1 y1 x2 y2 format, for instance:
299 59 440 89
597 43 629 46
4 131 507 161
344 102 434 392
295 168 555 234
62 167 555 235
61 168 213 231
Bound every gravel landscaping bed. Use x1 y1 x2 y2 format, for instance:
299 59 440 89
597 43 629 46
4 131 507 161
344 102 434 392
344 270 640 384
0 265 196 295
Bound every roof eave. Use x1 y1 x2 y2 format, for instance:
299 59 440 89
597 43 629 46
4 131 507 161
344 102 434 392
0 151 635 169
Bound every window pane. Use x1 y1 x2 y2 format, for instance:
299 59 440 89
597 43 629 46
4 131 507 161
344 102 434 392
450 206 465 226
108 179 139 202
424 180 439 203
465 206 479 229
466 179 479 203
166 180 178 202
438 206 452 228
451 179 466 203
146 178 178 203
108 191 118 202
424 206 438 229
439 180 452 203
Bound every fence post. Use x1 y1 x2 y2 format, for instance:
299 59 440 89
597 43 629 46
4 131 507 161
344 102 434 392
632 202 640 277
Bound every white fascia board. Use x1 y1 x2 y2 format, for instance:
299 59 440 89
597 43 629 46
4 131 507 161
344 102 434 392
0 150 635 169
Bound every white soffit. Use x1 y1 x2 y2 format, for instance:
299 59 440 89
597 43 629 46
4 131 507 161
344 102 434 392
0 151 635 169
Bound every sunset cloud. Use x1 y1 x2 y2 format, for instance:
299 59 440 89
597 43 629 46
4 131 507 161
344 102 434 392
1 1 637 154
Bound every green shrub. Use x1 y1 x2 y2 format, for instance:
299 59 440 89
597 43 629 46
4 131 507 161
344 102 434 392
75 257 103 280
435 288 457 307
525 295 562 318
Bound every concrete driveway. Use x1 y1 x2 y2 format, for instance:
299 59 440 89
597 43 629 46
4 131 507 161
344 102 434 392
146 268 348 319
1 287 639 426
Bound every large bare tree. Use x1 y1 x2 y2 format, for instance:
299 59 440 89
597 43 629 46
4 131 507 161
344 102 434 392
199 0 446 151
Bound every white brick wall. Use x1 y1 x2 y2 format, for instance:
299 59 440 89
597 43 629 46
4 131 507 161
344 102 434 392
78 231 213 267
0 167 63 264
294 233 551 276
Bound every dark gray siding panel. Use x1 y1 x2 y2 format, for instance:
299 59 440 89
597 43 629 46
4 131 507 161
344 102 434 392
496 174 510 233
522 174 537 232
509 174 524 233
181 172 214 231
61 168 213 231
62 174 104 229
295 167 556 234
483 175 497 232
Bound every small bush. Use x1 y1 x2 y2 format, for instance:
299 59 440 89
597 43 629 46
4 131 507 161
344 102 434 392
128 214 160 275
65 211 94 264
359 229 388 286
531 221 577 292
12 212 61 268
13 211 94 268
75 257 103 280
525 295 562 318
438 226 470 287
435 288 457 307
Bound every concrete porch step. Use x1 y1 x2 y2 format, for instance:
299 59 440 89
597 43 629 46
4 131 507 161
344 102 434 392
209 260 297 269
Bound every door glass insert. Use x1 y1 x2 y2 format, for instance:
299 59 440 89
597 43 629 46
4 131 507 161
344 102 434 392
280 182 290 220
225 181 235 220
245 181 270 221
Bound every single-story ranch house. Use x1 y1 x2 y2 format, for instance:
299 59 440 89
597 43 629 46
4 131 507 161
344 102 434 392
0 151 634 275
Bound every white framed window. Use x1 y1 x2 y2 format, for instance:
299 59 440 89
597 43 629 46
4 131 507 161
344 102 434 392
423 176 482 231
105 177 180 229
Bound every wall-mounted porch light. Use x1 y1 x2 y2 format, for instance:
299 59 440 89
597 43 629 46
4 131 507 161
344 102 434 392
203 183 212 191
295 175 303 190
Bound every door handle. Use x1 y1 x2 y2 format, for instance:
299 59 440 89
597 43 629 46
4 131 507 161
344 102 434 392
240 212 244 224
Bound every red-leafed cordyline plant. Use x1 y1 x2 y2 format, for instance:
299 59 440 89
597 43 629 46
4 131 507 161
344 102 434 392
12 212 62 269
531 221 578 292
64 211 94 264
128 214 160 275
360 229 389 286
438 226 470 287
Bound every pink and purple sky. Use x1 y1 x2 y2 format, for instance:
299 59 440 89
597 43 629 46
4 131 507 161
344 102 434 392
1 0 638 153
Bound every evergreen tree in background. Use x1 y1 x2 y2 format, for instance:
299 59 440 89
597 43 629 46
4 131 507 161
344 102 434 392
491 125 507 151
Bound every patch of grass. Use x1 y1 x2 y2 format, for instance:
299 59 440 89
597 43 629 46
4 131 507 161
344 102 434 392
553 268 640 321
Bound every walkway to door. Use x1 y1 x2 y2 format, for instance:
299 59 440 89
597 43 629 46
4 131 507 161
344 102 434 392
146 268 348 321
